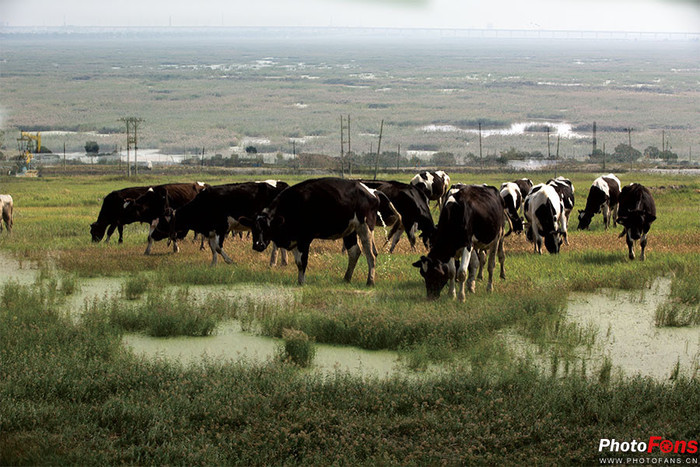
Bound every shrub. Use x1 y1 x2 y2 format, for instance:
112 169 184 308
279 328 316 367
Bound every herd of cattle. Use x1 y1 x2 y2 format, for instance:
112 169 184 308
85 170 657 300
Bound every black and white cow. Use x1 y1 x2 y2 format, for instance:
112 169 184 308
513 178 534 200
123 182 208 255
361 180 435 252
242 177 399 286
499 182 524 235
616 183 656 261
413 184 506 301
577 174 621 231
161 180 289 266
0 194 13 233
90 186 150 243
546 176 574 244
524 183 567 254
410 170 451 211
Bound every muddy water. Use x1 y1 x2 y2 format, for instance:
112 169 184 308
0 251 39 285
123 320 402 379
567 278 699 380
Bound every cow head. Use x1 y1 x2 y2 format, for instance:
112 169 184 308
412 255 449 300
90 222 106 242
544 230 564 254
577 209 593 230
617 211 656 240
240 213 285 252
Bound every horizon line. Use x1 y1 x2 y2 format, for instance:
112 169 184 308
1 25 698 37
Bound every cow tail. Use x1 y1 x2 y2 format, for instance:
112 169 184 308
375 191 402 229
503 209 514 237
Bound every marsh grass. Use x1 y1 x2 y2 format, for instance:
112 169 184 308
654 271 700 327
105 287 238 337
122 274 151 300
278 328 316 367
2 267 700 465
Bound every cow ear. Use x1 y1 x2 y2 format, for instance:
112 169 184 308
238 216 254 228
647 214 656 223
578 209 584 214
412 256 427 268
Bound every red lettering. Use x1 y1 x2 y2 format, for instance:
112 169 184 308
648 436 662 453
687 440 698 454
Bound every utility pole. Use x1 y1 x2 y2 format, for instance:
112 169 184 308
602 143 606 171
592 121 597 155
340 115 351 178
546 126 551 159
120 117 144 177
373 119 384 181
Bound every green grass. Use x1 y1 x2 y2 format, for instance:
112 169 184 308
1 280 699 464
0 171 699 464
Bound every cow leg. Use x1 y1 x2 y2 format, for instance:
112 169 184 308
117 225 124 243
498 236 506 280
561 213 569 246
357 224 376 286
292 245 310 285
485 243 497 292
105 224 117 243
387 223 404 253
466 249 480 296
640 233 648 261
144 220 159 255
476 250 486 280
407 223 418 251
447 257 457 300
626 233 636 260
456 246 471 283
208 234 219 266
343 234 361 283
172 239 180 253
602 203 611 230
612 204 619 227
269 243 279 266
279 245 288 266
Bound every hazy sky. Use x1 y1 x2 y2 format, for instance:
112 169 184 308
1 0 698 32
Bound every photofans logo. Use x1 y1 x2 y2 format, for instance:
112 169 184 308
598 437 699 465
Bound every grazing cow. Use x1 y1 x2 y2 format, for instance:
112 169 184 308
0 194 14 233
499 182 524 235
90 186 150 243
410 170 451 211
241 177 399 286
524 183 567 254
616 183 656 261
161 180 289 266
412 184 506 301
546 176 574 244
361 180 435 252
577 174 621 231
123 182 208 255
513 178 534 199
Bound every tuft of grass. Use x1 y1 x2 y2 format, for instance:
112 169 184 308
278 328 316 367
106 288 237 337
122 274 151 300
654 274 700 327
655 302 700 327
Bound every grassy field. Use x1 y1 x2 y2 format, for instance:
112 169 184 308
0 170 698 464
